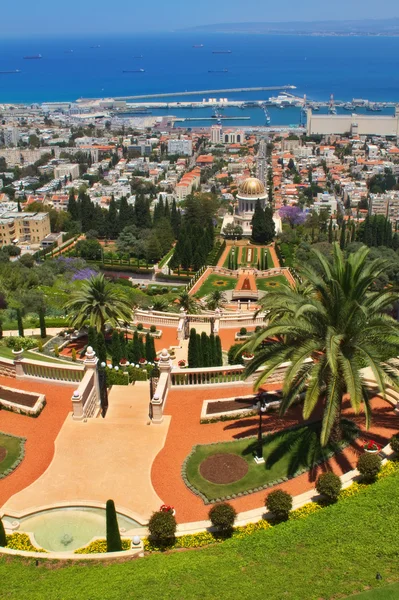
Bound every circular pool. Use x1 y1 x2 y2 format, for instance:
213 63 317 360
3 507 142 552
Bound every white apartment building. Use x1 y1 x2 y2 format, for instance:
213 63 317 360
222 130 244 144
2 128 19 147
167 139 193 156
54 163 80 180
210 125 222 144
313 192 338 215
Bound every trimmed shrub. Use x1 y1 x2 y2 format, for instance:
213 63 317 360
265 490 293 521
357 452 382 482
53 344 60 358
390 433 399 453
0 517 6 547
137 323 144 331
208 503 237 532
148 510 176 546
106 499 122 552
37 340 44 352
239 327 247 336
71 348 77 362
316 472 342 503
150 325 156 333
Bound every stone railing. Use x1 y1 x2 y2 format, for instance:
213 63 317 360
231 290 260 300
0 357 16 379
151 349 173 423
171 365 246 387
16 358 85 385
219 313 266 328
134 308 180 327
71 347 101 420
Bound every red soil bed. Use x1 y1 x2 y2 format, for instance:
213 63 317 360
199 453 249 484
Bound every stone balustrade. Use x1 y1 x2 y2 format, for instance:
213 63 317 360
71 347 101 420
134 309 180 327
16 358 85 385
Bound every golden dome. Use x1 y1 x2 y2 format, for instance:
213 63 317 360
238 177 265 197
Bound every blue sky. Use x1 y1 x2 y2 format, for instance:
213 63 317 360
3 0 399 35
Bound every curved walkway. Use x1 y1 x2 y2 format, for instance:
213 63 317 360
152 386 399 524
0 377 73 508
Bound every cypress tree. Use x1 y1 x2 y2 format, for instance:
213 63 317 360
0 516 6 547
106 499 122 552
38 308 46 339
209 333 216 366
0 318 3 340
251 200 267 243
201 332 209 367
188 328 198 367
88 326 98 353
97 332 107 364
196 333 202 367
264 205 276 243
16 308 24 338
111 330 121 366
128 331 141 364
215 335 223 366
67 189 79 221
138 335 145 360
328 217 333 244
339 221 346 250
145 333 156 362
119 331 126 360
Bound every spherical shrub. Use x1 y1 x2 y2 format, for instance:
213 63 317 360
208 503 237 532
137 323 144 331
240 327 247 336
316 472 342 503
357 453 382 482
148 510 176 545
265 490 293 521
150 325 156 333
255 326 262 333
390 433 399 454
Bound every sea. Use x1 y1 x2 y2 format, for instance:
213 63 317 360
1 33 399 128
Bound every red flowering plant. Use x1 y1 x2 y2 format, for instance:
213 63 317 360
139 357 147 364
363 439 382 452
160 504 174 514
178 359 186 367
242 351 254 359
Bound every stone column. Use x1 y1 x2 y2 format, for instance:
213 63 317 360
151 393 164 424
71 390 84 421
84 346 101 409
158 349 172 389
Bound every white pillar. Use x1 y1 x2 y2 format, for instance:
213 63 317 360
84 346 101 409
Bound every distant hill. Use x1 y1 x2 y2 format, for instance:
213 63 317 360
183 18 399 35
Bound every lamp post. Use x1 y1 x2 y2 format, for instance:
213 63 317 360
254 394 268 464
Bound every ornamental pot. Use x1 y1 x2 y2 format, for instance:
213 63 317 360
364 448 379 454
242 355 254 365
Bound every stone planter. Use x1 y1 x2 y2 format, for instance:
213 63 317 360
12 349 24 360
242 355 254 365
364 448 379 454
139 360 147 368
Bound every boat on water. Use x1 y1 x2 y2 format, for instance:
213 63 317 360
128 109 152 114
23 54 42 59
212 50 232 54
133 55 143 58
123 69 145 73
193 44 204 48
208 69 228 73
65 50 74 53
367 104 382 112
90 45 101 49
0 70 21 74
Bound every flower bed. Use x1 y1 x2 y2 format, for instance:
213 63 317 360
0 432 26 480
6 533 46 553
74 538 131 554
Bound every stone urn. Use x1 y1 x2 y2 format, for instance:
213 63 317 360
242 354 254 365
12 348 24 360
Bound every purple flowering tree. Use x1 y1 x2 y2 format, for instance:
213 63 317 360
279 205 307 229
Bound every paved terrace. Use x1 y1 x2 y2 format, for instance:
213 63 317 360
152 386 399 524
2 383 170 523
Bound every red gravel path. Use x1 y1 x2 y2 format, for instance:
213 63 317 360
152 386 399 523
0 377 73 508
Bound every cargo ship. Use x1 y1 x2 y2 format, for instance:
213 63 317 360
123 69 145 73
208 69 228 73
23 54 42 59
212 50 232 54
193 44 204 48
0 70 21 74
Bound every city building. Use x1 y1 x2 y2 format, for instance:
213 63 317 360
2 128 20 147
307 108 399 137
210 125 222 144
167 139 192 156
54 164 80 180
0 212 51 246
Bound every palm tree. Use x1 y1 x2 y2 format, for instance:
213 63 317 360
243 243 399 445
206 289 227 311
176 290 199 314
66 274 132 333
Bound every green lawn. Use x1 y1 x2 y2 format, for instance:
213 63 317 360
256 274 289 291
185 419 358 501
0 432 25 477
2 466 399 599
195 274 237 298
0 346 70 364
352 584 399 599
